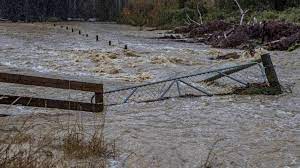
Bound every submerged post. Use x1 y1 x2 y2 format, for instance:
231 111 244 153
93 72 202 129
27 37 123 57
261 54 282 94
96 35 99 41
79 30 81 35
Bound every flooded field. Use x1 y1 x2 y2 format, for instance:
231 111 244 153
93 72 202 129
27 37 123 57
0 22 299 167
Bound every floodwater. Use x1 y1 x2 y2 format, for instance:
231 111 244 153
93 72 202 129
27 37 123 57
0 22 299 167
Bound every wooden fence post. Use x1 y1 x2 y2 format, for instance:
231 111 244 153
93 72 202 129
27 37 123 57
95 85 104 112
94 88 103 112
261 53 282 94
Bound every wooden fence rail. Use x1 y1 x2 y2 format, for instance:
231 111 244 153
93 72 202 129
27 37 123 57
0 72 103 112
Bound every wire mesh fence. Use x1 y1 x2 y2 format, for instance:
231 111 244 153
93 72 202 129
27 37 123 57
102 61 267 106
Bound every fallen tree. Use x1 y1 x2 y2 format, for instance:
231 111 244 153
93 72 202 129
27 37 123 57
167 21 300 51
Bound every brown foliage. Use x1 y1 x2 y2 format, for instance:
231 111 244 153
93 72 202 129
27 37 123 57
171 21 300 50
0 114 117 168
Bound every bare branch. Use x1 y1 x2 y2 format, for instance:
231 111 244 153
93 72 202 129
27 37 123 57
197 3 203 25
233 0 243 14
184 19 191 26
186 13 202 26
233 0 248 25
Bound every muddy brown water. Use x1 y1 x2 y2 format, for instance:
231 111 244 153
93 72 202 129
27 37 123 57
0 22 299 168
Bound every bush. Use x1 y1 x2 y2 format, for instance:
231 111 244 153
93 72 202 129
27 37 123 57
153 8 196 28
254 8 300 23
204 9 238 23
279 8 300 23
257 11 279 20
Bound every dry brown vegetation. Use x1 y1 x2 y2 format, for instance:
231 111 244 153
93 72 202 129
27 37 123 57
171 20 300 51
0 113 117 168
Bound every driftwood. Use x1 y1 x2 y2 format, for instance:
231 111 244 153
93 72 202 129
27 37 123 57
265 32 300 51
170 21 300 50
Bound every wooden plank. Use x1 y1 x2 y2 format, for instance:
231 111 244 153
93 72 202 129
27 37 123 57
0 95 103 112
0 72 103 92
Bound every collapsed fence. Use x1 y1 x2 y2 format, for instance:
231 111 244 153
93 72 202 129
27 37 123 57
0 53 281 112
101 54 281 106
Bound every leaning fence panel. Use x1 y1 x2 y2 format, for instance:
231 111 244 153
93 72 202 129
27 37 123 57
103 60 267 106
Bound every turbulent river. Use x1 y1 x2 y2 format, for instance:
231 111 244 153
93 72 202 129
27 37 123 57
0 22 299 167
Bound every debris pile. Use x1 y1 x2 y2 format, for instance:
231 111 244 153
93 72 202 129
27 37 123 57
168 21 300 51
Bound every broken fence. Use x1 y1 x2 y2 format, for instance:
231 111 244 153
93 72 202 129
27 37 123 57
101 59 269 106
0 72 103 112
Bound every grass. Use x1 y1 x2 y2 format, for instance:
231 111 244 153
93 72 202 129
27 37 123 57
0 113 117 168
63 125 116 160
0 117 59 168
